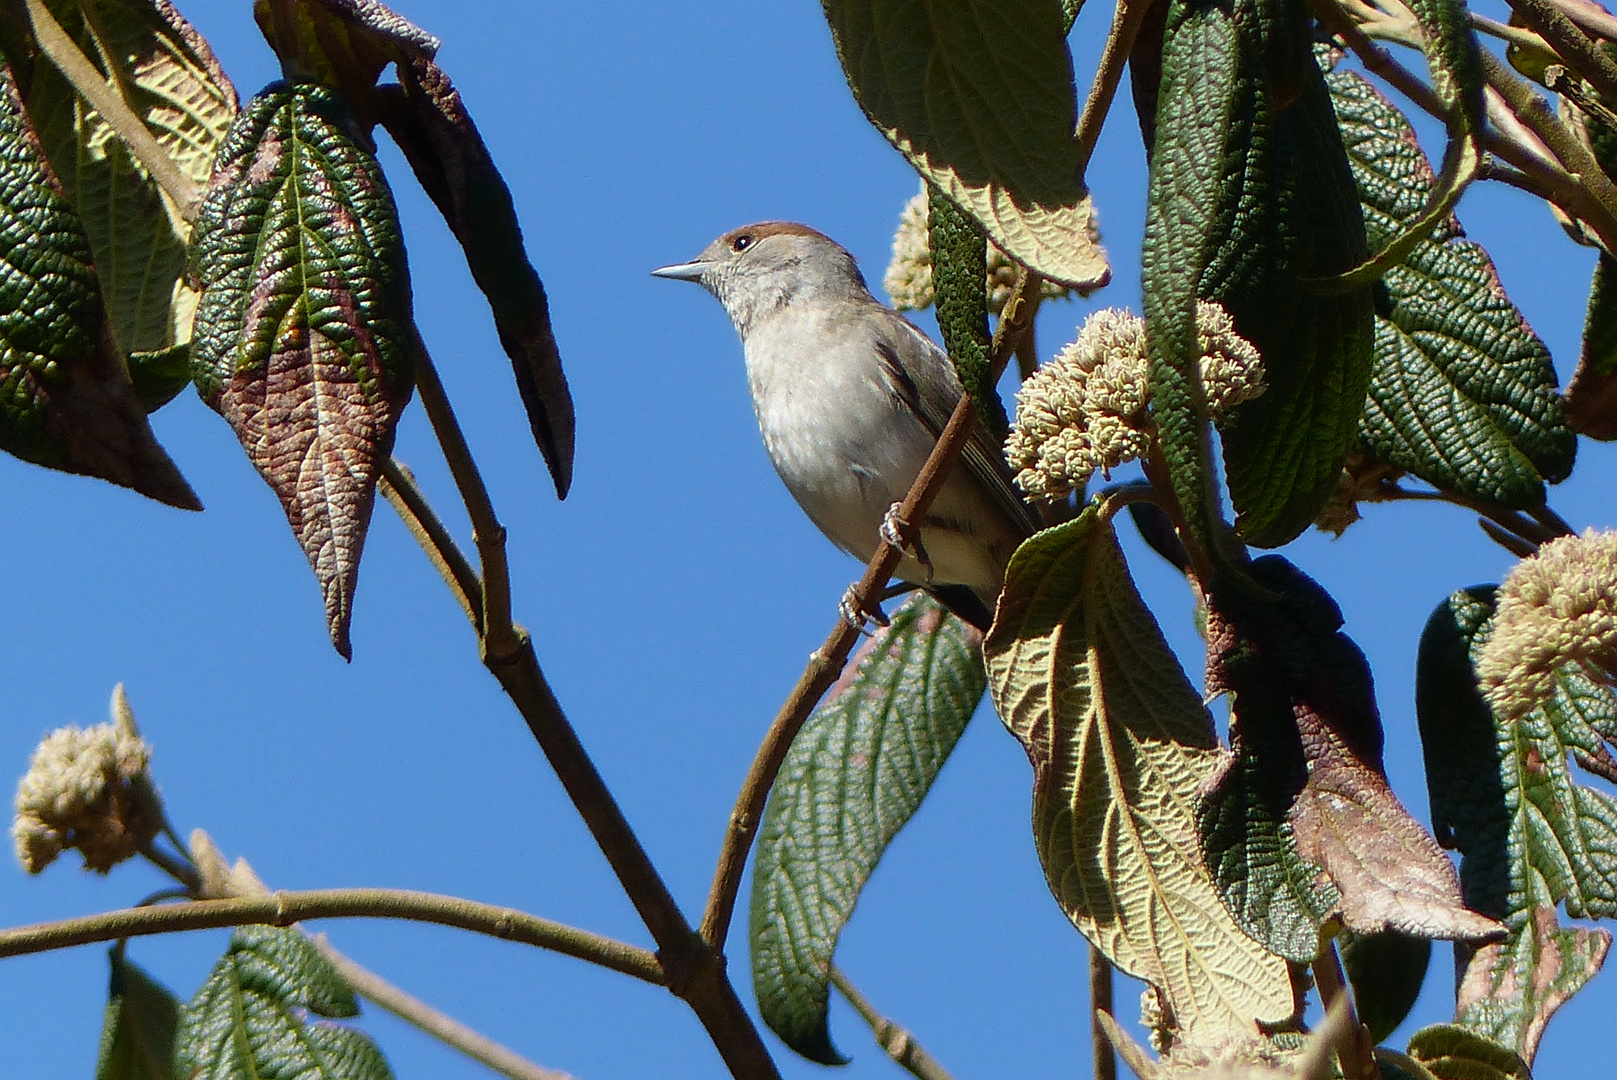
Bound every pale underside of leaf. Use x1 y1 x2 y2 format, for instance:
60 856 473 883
986 510 1292 1048
27 0 236 355
751 595 984 1065
821 0 1109 289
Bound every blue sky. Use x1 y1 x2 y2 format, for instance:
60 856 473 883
1 2 1613 1078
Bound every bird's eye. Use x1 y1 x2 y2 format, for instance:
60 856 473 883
732 234 754 252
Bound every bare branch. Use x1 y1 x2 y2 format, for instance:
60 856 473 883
1077 0 1158 178
0 889 664 984
380 457 483 632
1091 948 1116 1080
831 967 958 1080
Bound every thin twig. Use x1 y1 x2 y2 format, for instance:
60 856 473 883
23 0 201 219
1555 0 1617 44
316 936 578 1080
1312 941 1376 1080
380 457 483 632
1480 47 1617 252
830 967 958 1080
696 271 1043 952
0 889 664 983
1480 518 1542 556
410 338 519 658
1508 0 1617 105
140 841 200 893
407 347 780 1077
1076 0 1157 178
1472 12 1557 56
1090 948 1116 1080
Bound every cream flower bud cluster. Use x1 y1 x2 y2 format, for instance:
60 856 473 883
12 715 159 874
1005 304 1266 500
883 190 1073 314
1478 528 1617 723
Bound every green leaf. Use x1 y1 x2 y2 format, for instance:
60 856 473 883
984 504 1293 1049
0 62 197 506
191 81 414 659
1062 0 1084 32
926 184 1003 433
1406 1025 1530 1080
820 0 1108 290
1339 928 1431 1044
1144 0 1374 550
128 343 190 412
12 0 236 361
176 925 394 1080
1417 587 1617 1063
376 58 574 498
97 949 181 1080
1200 559 1501 960
1328 69 1575 506
1566 252 1617 440
750 594 983 1065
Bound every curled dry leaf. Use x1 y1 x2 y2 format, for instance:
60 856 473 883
191 82 414 658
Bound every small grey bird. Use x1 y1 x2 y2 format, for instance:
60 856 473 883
653 221 1037 631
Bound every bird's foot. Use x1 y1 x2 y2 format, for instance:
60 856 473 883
839 586 890 636
880 502 935 584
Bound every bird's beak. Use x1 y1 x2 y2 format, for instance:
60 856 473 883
651 259 707 282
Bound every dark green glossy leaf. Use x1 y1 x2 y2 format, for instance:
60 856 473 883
926 184 1002 434
1406 1025 1530 1080
13 0 236 361
1144 0 1374 550
176 926 393 1080
985 506 1293 1047
1339 928 1431 1044
1567 252 1617 439
128 344 190 412
97 949 181 1080
1200 559 1500 959
751 594 983 1064
821 0 1108 289
1417 588 1617 1063
192 81 413 659
376 58 574 497
1329 69 1574 505
1062 0 1083 32
0 63 196 506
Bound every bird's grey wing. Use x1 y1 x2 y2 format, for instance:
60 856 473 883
873 311 1039 536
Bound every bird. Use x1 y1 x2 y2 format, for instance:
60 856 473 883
652 221 1038 632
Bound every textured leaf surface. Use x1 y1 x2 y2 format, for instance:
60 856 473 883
176 926 393 1080
1330 69 1574 505
253 0 436 122
985 506 1292 1048
192 82 413 658
751 594 983 1065
1406 1025 1530 1080
1567 252 1617 439
377 58 574 497
821 0 1107 289
1201 558 1500 958
1144 0 1374 549
0 65 196 506
19 0 235 359
926 184 1001 432
97 950 181 1080
1417 588 1617 1063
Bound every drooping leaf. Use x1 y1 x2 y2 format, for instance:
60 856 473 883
376 57 574 497
820 0 1108 290
1144 0 1374 551
1417 587 1617 1063
1406 1025 1530 1080
1566 252 1617 439
10 0 236 363
1200 558 1501 960
1328 68 1575 505
176 925 393 1080
926 184 1002 433
97 949 181 1080
0 63 197 506
985 505 1293 1049
253 0 436 123
751 594 983 1065
191 81 413 659
1339 928 1431 1044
